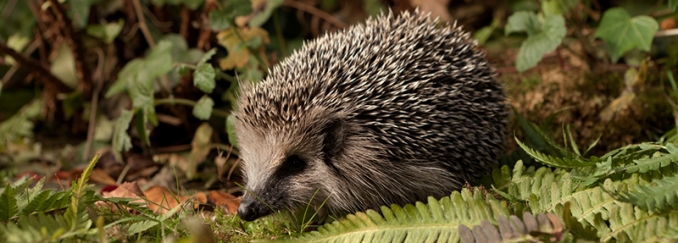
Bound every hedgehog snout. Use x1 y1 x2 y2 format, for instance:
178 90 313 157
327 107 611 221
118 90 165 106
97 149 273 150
237 193 273 221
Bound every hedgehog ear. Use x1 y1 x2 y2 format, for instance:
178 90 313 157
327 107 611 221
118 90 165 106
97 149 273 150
321 118 346 161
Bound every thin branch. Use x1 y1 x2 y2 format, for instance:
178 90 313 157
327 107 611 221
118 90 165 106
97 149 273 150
83 48 106 162
282 0 347 29
131 0 156 48
0 41 70 92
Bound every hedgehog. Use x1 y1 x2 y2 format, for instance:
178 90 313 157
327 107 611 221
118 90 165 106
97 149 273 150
234 9 508 222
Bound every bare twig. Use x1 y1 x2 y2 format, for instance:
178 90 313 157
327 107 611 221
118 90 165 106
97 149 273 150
1 38 40 87
131 0 156 48
0 41 70 92
83 48 106 162
282 0 347 29
46 0 94 99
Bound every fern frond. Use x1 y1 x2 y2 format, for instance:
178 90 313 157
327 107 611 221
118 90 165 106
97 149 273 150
515 137 593 168
616 176 678 212
0 185 18 222
65 154 100 231
515 112 576 158
622 152 678 174
458 212 566 243
601 202 678 242
267 188 509 243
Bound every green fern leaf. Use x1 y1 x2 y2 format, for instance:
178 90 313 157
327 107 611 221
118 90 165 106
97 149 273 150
128 220 159 235
20 190 51 216
267 188 509 243
458 212 566 243
623 152 678 174
0 185 18 222
515 137 593 168
601 202 678 242
65 154 100 231
617 176 678 212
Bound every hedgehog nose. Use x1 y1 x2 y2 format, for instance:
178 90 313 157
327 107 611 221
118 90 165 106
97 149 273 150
237 195 259 221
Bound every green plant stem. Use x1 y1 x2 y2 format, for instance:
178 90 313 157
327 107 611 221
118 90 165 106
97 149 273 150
154 98 230 118
273 9 287 57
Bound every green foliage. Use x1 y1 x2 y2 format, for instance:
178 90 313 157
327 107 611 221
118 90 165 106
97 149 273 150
595 7 659 63
505 12 566 72
86 19 124 44
0 99 43 150
112 109 134 153
268 188 510 243
208 0 253 30
670 0 678 12
250 0 285 27
193 95 215 120
193 49 217 93
458 212 566 243
226 113 239 148
0 155 102 242
617 176 678 212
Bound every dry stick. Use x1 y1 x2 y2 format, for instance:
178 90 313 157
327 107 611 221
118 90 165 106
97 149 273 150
282 0 347 29
0 41 70 92
82 48 106 163
131 0 156 48
46 0 94 99
1 38 40 87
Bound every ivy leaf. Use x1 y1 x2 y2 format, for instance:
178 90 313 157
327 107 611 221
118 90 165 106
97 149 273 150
209 10 232 31
194 63 216 93
223 0 252 17
113 109 134 152
226 113 239 148
506 12 566 71
595 8 659 63
86 19 124 44
193 96 214 120
198 48 217 66
144 40 174 80
209 0 253 30
505 11 540 36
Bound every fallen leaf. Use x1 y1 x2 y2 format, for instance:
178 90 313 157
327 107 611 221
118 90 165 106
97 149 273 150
89 168 117 185
96 181 146 213
207 190 241 213
145 186 190 214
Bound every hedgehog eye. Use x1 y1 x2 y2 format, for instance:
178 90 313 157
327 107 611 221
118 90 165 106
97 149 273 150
284 155 306 171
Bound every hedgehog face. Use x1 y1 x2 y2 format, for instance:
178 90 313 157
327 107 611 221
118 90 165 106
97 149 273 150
234 108 347 221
